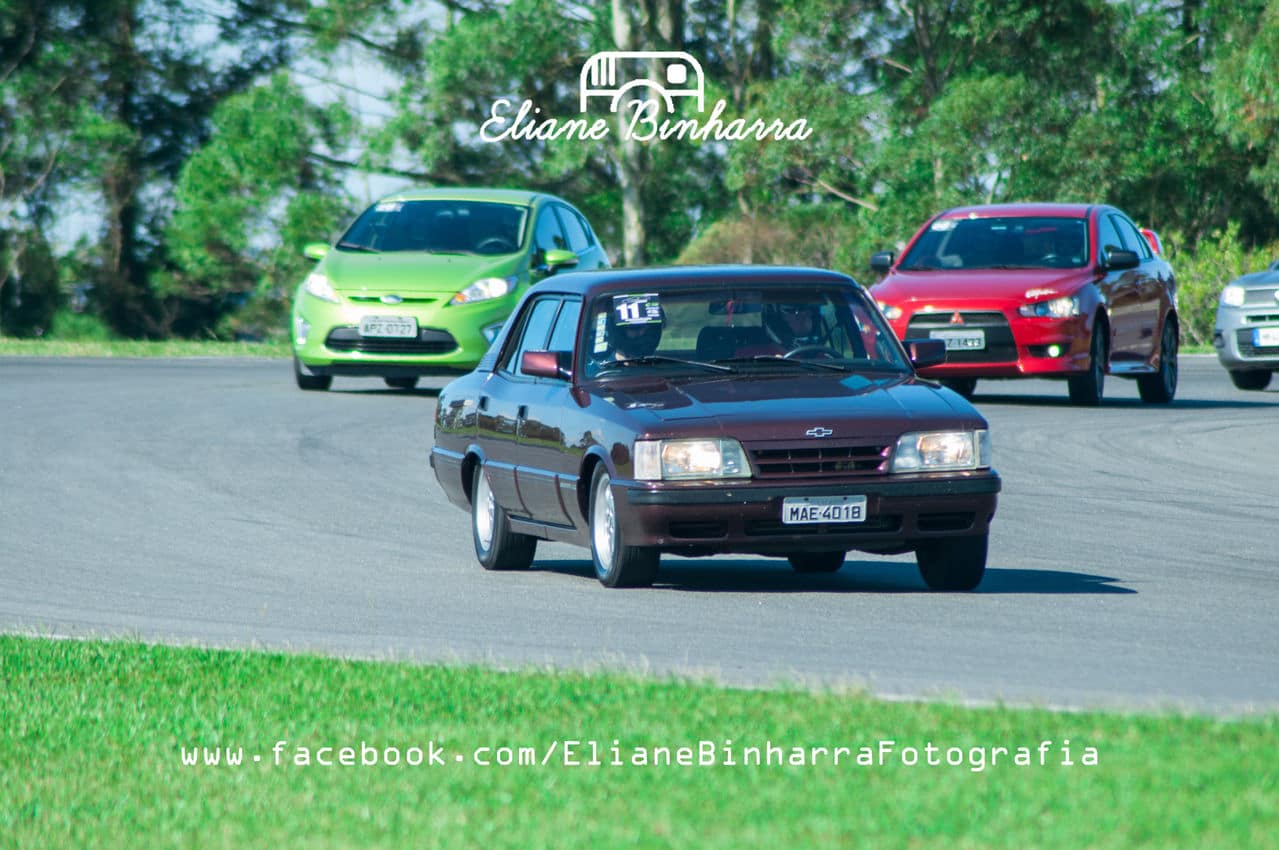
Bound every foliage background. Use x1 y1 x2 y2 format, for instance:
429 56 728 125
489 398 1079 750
2 0 1278 342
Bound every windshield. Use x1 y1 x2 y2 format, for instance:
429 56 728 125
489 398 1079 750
899 216 1089 270
337 200 529 255
580 285 911 379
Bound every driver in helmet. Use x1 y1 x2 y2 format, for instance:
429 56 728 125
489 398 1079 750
611 318 663 360
765 301 825 350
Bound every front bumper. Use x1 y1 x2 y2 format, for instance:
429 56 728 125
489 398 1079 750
1214 306 1279 370
617 473 1000 555
895 312 1093 379
292 292 516 375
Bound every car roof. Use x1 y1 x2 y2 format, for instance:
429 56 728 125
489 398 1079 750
935 202 1096 219
526 265 861 298
373 187 550 207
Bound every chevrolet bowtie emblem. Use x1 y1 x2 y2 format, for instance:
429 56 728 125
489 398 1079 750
949 311 965 325
805 426 833 438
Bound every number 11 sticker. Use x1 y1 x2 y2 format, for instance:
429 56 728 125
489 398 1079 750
613 293 662 325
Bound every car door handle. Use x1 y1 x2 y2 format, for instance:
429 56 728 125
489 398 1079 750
517 405 528 420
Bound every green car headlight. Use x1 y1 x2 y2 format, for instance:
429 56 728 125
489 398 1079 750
633 438 751 481
890 430 990 472
304 271 340 304
451 276 517 306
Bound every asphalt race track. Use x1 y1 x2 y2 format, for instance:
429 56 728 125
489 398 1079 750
2 355 1276 715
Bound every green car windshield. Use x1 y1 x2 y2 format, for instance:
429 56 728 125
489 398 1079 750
899 216 1089 270
581 285 911 379
338 200 529 255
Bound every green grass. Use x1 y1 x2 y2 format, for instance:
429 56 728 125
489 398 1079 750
0 337 290 358
2 635 1275 849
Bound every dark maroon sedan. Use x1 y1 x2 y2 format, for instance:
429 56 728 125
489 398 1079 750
430 266 1000 589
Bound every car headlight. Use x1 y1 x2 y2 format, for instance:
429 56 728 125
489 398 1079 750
1220 284 1246 308
450 276 517 305
633 438 751 481
1018 295 1079 318
877 301 903 320
304 271 340 304
890 430 990 472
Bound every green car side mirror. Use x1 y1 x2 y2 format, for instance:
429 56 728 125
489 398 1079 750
541 248 579 275
303 242 330 261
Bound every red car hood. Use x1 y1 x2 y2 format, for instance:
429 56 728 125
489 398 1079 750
872 268 1092 304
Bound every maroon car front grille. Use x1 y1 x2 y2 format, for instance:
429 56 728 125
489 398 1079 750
747 443 891 478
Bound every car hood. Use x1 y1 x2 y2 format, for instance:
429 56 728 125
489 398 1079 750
1231 268 1279 289
322 249 520 295
597 373 983 440
872 268 1092 303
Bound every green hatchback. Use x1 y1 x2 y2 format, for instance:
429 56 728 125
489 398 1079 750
291 188 609 390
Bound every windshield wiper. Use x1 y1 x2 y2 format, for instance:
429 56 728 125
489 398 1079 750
718 355 852 373
336 241 379 253
596 355 736 374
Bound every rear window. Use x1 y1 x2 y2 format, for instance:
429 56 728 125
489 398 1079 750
899 216 1089 271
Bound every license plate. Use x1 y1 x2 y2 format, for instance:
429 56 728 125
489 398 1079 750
930 329 986 351
782 495 868 525
1254 326 1279 348
359 316 418 338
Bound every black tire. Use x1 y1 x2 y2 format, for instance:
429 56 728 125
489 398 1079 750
940 378 978 400
1067 323 1106 406
384 376 419 390
471 464 536 571
1229 369 1272 391
915 534 987 591
1138 319 1178 403
787 551 846 573
589 465 659 588
294 355 332 391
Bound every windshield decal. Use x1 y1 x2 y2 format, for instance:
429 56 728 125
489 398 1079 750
613 293 663 325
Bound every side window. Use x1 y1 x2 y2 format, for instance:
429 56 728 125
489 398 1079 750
1097 214 1124 262
557 206 592 254
501 297 561 375
1114 216 1152 260
546 299 582 353
533 208 567 256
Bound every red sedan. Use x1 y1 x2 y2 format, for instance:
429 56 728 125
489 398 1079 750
869 203 1179 405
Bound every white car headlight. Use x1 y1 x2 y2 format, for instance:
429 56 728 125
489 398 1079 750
890 430 990 472
450 276 517 305
633 438 751 481
1220 284 1246 308
304 271 340 304
877 301 903 320
1018 295 1080 318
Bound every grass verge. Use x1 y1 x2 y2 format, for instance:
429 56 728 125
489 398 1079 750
0 338 290 358
2 635 1275 849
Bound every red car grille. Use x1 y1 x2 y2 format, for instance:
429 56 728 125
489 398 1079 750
747 442 891 478
906 311 1017 363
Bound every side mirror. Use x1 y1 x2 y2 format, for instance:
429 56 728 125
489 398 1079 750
521 350 573 381
1103 249 1140 271
303 242 330 261
540 248 579 275
870 251 895 274
906 338 947 370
